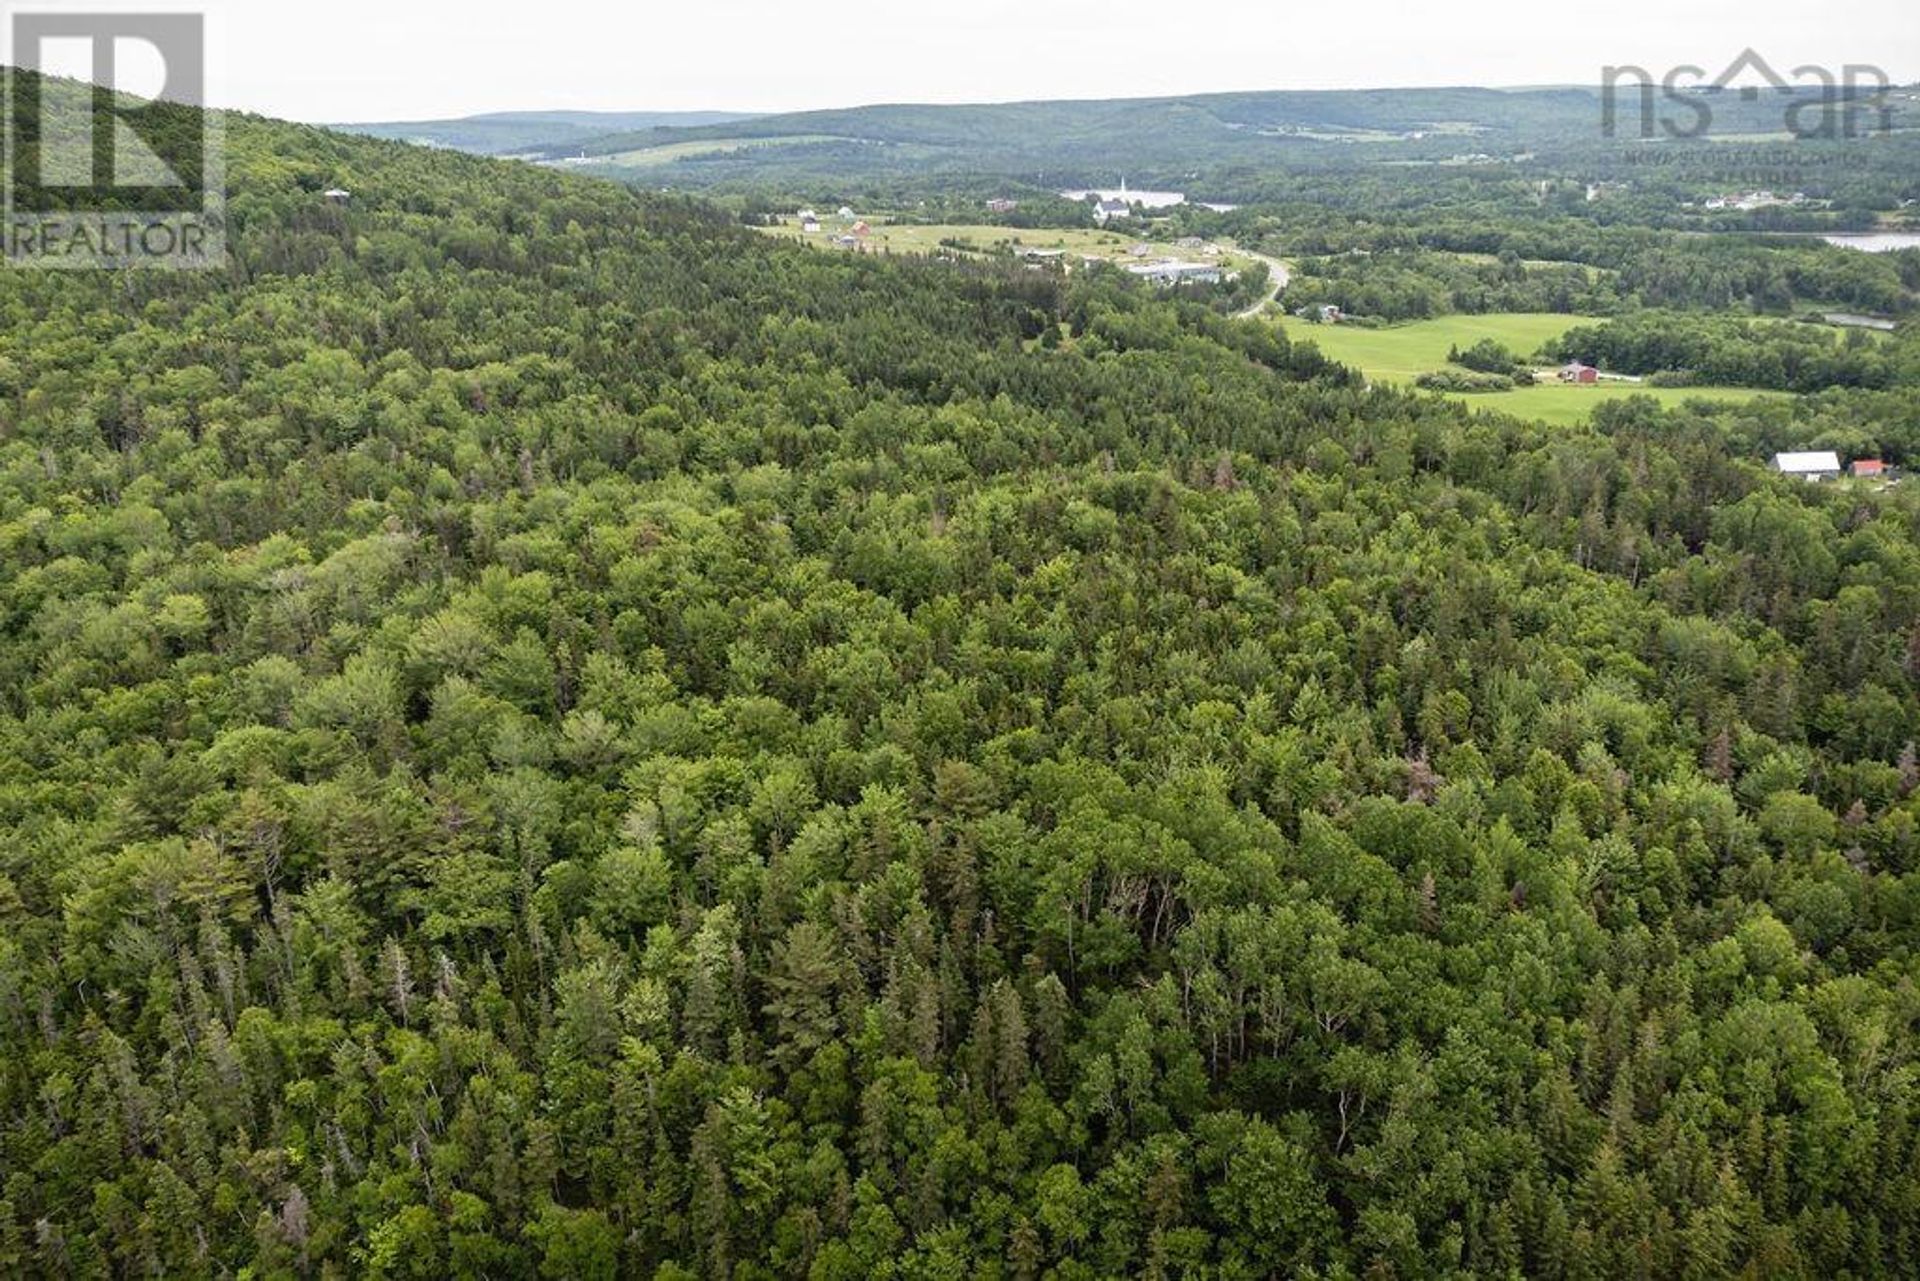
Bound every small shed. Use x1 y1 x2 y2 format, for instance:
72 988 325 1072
1559 362 1599 384
323 188 352 205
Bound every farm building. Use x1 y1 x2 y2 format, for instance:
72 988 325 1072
1775 451 1843 481
986 198 1019 213
1094 199 1132 225
1128 261 1223 287
323 188 352 204
1851 459 1890 478
1559 362 1600 384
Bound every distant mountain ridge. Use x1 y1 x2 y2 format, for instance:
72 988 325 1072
523 84 1917 189
333 109 760 155
330 83 1919 193
551 86 1578 160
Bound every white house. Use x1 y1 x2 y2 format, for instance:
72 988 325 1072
1774 451 1843 481
1094 199 1132 225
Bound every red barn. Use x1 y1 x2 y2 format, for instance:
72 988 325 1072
1559 362 1599 385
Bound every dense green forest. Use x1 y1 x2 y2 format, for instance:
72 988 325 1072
1280 249 1618 322
6 92 1920 1280
1245 217 1919 323
1276 238 1920 323
1545 314 1911 392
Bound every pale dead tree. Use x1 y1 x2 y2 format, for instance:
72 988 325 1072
1418 871 1440 935
380 938 413 1026
1405 749 1443 805
1212 452 1238 491
278 1184 311 1257
1704 727 1734 783
434 951 461 1005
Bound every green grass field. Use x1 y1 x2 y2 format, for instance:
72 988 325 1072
593 135 858 167
1278 313 1581 379
1275 313 1779 425
756 221 1262 274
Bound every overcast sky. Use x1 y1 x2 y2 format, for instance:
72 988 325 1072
28 0 1920 121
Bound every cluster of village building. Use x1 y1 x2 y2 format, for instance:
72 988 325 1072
1693 190 1815 212
793 206 875 249
785 198 1229 288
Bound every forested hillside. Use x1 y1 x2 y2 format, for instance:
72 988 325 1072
338 111 761 157
5 99 1920 1279
546 85 1920 199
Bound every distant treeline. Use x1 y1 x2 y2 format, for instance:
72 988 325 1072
1547 312 1914 392
1267 220 1917 321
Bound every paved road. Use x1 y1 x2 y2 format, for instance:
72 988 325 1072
1232 247 1292 319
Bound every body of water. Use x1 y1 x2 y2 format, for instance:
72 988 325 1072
1821 232 1920 253
1059 190 1240 213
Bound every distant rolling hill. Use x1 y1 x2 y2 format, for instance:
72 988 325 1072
534 85 1920 191
333 109 761 156
543 88 1580 179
